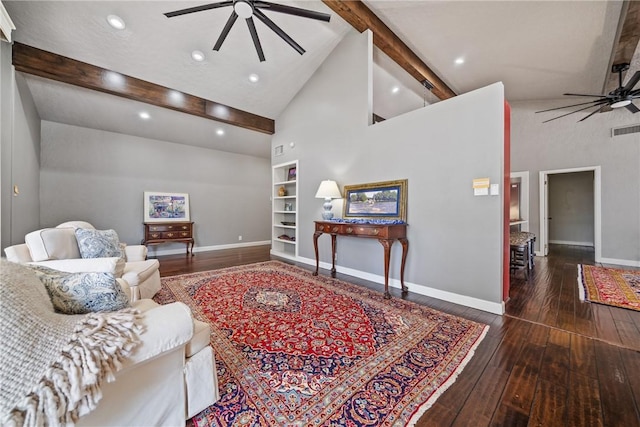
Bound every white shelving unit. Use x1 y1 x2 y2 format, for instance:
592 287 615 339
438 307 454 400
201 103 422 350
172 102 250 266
271 160 298 260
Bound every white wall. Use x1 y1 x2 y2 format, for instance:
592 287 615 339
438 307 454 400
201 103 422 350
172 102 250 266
1 42 41 250
39 121 271 252
272 30 506 313
548 171 594 246
511 100 640 265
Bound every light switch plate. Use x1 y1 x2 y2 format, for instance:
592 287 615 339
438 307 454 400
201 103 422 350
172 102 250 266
490 183 499 195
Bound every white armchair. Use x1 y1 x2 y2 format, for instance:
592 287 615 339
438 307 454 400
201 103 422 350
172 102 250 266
3 221 161 301
77 299 219 426
0 260 218 426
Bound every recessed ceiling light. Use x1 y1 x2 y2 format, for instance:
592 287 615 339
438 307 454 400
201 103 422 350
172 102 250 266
248 73 259 83
191 50 205 62
391 86 400 94
139 111 150 120
216 129 225 136
454 57 465 65
107 15 126 30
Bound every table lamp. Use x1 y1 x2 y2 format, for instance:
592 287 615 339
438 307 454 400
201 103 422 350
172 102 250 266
315 180 342 220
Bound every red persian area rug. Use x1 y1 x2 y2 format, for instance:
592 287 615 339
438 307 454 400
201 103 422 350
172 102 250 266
578 264 640 311
154 261 488 426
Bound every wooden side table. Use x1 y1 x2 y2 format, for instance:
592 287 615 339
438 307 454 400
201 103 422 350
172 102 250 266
312 221 409 299
142 222 194 255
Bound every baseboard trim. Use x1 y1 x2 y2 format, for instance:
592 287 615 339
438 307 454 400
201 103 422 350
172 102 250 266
269 250 297 262
293 256 505 315
597 257 640 268
148 240 271 257
549 240 594 247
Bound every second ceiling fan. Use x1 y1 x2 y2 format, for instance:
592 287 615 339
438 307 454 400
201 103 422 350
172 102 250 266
164 0 331 62
536 63 640 123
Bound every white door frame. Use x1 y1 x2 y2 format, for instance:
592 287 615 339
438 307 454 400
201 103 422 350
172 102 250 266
538 166 601 260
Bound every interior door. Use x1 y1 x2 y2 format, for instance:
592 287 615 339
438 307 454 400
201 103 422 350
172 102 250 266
543 174 549 256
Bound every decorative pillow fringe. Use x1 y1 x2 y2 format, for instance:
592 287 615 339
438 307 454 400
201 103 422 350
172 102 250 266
4 309 142 427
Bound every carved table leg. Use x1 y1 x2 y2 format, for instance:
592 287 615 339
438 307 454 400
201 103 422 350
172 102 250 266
330 234 337 278
399 238 409 294
313 231 322 276
379 239 393 299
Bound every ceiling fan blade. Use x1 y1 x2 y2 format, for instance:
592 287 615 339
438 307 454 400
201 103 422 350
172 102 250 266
625 102 640 113
563 93 606 97
542 103 609 123
253 8 305 55
622 71 640 93
578 104 608 122
254 1 331 22
246 17 265 62
213 11 238 51
164 1 233 18
536 99 609 114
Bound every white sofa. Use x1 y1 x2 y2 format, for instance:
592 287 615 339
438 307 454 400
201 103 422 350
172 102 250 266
4 221 161 302
0 259 218 426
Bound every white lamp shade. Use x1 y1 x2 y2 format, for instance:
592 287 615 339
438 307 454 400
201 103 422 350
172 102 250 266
315 180 342 199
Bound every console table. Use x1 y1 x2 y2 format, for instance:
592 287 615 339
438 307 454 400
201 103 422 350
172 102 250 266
312 221 409 299
142 222 194 255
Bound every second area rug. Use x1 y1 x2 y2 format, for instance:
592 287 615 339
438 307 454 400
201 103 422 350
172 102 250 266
578 264 640 311
155 261 489 426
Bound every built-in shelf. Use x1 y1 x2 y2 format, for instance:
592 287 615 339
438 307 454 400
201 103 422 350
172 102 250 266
271 160 298 260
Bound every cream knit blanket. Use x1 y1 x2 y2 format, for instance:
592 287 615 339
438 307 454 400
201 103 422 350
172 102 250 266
0 260 141 426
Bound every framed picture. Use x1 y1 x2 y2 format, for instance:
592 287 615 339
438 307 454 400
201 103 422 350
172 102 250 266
287 166 297 181
343 179 408 221
144 192 190 222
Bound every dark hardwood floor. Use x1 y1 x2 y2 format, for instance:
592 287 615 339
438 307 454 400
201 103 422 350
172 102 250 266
155 244 640 426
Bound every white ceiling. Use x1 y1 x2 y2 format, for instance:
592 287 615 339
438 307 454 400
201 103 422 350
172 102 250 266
4 1 633 158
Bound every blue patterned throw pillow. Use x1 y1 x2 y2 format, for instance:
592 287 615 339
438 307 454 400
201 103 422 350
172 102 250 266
30 265 130 314
75 228 123 259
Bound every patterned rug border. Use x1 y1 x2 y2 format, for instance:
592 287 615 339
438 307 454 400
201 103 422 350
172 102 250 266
158 260 490 426
578 264 640 312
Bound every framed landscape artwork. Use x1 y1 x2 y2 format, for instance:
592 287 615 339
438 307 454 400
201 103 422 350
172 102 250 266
343 179 408 221
144 192 190 222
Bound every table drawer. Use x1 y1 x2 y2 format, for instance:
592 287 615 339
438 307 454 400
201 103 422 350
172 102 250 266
353 226 388 238
317 223 342 233
148 223 192 232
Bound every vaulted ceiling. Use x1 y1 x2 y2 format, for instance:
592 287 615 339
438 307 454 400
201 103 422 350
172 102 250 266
4 1 638 158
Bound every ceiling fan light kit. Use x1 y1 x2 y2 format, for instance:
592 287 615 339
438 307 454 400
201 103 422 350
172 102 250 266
610 99 631 109
536 63 640 122
164 0 331 62
234 1 254 18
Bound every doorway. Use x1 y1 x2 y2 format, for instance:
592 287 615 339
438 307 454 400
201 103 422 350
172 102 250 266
538 166 601 261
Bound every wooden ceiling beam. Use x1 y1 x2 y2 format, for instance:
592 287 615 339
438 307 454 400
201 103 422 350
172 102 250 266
323 0 456 100
12 42 275 135
604 0 640 93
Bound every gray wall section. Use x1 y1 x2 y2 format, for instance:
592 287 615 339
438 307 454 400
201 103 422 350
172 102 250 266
511 101 640 263
0 42 10 249
273 31 505 305
39 121 271 249
548 171 594 245
1 43 41 249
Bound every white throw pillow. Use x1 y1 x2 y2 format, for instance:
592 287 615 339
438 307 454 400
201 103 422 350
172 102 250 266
25 228 81 262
